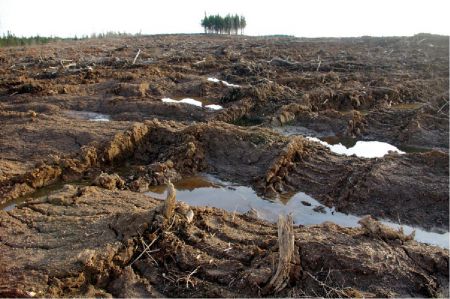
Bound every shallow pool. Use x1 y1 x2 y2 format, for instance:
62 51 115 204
307 137 405 158
146 174 449 249
65 110 111 121
207 77 240 88
273 126 405 158
161 98 223 110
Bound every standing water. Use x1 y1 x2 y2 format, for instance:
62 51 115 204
207 77 240 88
65 110 111 121
161 98 223 110
273 126 405 158
307 137 405 158
146 174 449 249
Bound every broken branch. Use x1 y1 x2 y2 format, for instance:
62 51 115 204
132 49 141 65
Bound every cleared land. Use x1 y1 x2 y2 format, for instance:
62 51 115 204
0 34 448 297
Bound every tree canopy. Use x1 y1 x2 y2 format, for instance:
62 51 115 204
201 14 246 35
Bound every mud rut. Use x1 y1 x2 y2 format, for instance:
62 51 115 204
0 34 449 297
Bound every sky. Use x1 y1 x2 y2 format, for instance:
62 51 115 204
0 0 449 38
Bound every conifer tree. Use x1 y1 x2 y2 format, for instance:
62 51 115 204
201 13 247 35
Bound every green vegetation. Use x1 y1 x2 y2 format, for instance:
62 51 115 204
201 14 246 35
0 31 141 47
0 31 65 47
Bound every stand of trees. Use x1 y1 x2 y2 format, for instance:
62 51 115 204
0 31 63 47
201 14 246 35
0 31 142 48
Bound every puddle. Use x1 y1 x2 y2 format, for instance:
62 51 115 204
273 126 405 158
204 104 223 110
65 110 111 121
162 98 202 107
146 175 449 249
307 137 405 158
273 125 332 138
397 145 432 153
207 77 240 88
319 135 358 148
1 180 90 211
161 98 223 110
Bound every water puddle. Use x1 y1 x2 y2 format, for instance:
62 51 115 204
307 137 405 158
232 115 264 127
146 175 449 249
273 125 334 138
273 126 404 158
207 77 240 88
161 98 223 110
65 110 111 121
0 180 90 211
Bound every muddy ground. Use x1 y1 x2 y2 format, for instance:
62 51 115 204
1 186 449 297
0 34 449 297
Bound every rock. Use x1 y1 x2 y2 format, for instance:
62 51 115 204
129 177 150 192
94 172 125 190
27 110 37 118
113 83 149 97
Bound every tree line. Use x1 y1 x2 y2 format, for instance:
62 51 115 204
201 14 246 35
0 31 142 47
0 31 65 47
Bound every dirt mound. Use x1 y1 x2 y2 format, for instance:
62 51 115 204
1 34 447 149
1 119 448 230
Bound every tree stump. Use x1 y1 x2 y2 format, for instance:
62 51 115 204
264 214 296 294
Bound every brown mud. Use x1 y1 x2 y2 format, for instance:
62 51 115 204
1 185 448 297
0 34 449 297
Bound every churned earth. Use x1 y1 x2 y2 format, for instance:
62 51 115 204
0 33 448 297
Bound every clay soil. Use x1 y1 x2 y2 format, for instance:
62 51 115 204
0 34 449 297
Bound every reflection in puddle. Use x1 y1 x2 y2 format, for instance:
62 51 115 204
307 137 405 158
273 126 405 158
161 98 223 110
273 125 331 138
147 175 449 249
1 180 90 211
320 135 357 148
65 110 111 121
162 98 202 107
397 145 432 153
204 104 223 110
207 77 240 88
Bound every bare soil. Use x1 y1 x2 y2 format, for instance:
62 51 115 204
0 185 448 297
0 34 448 297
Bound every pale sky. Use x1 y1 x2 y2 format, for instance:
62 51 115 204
0 0 449 37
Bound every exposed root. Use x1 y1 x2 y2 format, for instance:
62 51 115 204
129 234 160 266
305 270 358 298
